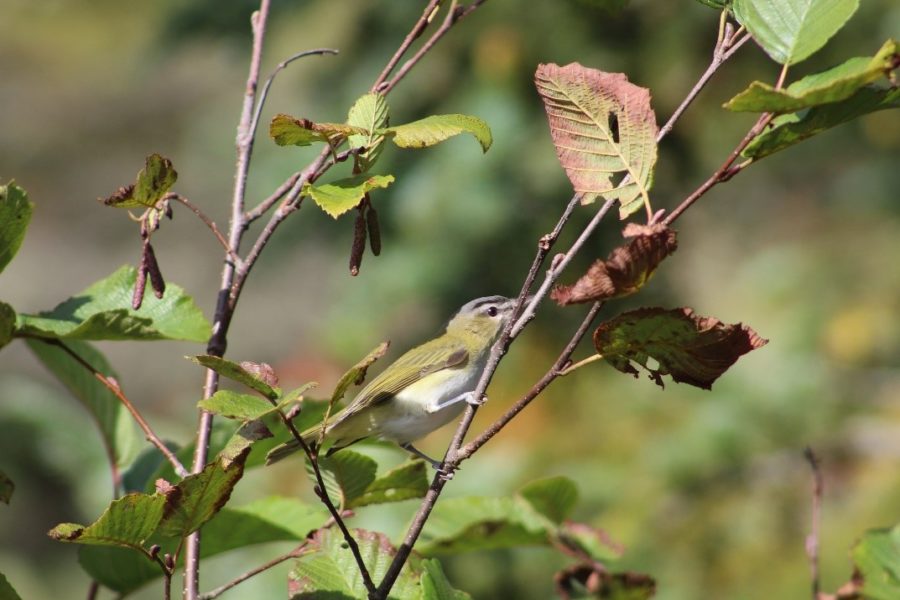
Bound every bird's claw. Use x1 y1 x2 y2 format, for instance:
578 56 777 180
437 463 457 481
465 392 487 407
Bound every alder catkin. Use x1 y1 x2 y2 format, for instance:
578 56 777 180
144 242 166 298
349 209 367 276
132 255 148 310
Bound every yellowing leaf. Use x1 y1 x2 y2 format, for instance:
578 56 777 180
270 114 367 147
305 175 395 219
347 93 390 171
535 63 658 218
383 114 492 152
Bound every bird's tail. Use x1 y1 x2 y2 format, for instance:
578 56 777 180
264 428 320 465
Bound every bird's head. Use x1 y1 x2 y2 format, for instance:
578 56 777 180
445 295 521 347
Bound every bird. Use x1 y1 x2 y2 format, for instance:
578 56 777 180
265 295 521 469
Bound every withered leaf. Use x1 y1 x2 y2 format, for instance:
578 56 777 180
593 307 767 390
552 223 677 305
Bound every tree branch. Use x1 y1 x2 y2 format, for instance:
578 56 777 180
198 544 307 600
804 447 824 600
166 193 241 266
371 0 443 91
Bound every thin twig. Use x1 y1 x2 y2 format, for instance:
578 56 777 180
557 352 604 376
41 339 188 478
185 3 272 599
372 0 443 91
804 447 824 600
86 580 99 600
166 194 241 265
199 544 307 600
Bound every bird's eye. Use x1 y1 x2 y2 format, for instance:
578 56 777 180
487 306 499 317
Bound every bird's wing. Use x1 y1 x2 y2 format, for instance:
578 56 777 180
336 340 469 421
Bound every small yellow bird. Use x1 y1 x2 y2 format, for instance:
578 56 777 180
266 295 520 468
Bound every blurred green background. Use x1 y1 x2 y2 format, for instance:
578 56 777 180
2 0 899 598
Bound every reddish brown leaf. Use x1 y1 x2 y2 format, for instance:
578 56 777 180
593 307 768 390
552 223 677 305
555 563 656 600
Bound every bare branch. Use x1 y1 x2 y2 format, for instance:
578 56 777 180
199 544 307 600
166 193 241 266
371 0 443 91
804 447 824 600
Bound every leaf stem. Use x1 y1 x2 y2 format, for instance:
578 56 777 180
166 194 241 265
41 339 188 479
557 352 605 376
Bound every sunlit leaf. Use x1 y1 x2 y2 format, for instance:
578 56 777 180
348 460 429 509
851 525 900 600
383 114 492 153
270 114 367 146
101 154 177 209
733 0 859 65
198 390 278 420
0 182 33 274
518 476 579 525
695 0 730 7
16 265 210 342
535 62 658 218
289 528 423 599
48 493 166 551
304 174 395 219
348 93 390 171
743 86 900 159
27 339 140 468
188 355 280 399
593 307 768 389
726 39 899 112
552 224 677 305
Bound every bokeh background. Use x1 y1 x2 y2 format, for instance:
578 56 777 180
2 0 899 598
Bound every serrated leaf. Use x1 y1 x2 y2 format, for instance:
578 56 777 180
289 528 422 600
79 496 328 594
552 224 677 305
0 302 15 351
305 175 395 219
0 573 23 600
733 0 859 66
0 182 33 274
198 390 278 420
332 341 390 407
102 154 177 209
420 559 471 600
27 339 140 468
383 114 492 153
189 355 280 399
535 63 658 218
348 93 390 171
558 522 624 563
743 86 900 159
218 419 273 468
49 493 166 550
726 40 899 112
851 526 900 600
308 450 377 510
270 114 367 147
695 0 730 7
156 451 249 538
348 460 429 509
16 265 210 342
593 307 768 390
518 476 579 525
0 470 13 505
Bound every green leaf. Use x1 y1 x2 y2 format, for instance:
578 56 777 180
79 496 329 594
733 0 859 66
49 493 166 551
420 558 471 600
330 341 390 409
0 302 15 351
308 450 378 510
218 419 273 467
0 182 33 274
101 154 177 209
0 573 23 600
593 307 768 390
383 114 492 153
518 476 579 525
743 86 900 159
270 114 367 147
852 526 900 600
348 93 390 172
695 0 730 7
198 390 279 420
558 522 623 562
726 40 899 112
535 62 658 218
348 460 429 509
188 355 280 399
16 265 211 342
27 339 139 468
289 528 423 599
304 174 395 219
156 452 249 538
0 470 13 505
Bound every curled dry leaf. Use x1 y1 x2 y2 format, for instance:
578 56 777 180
238 361 279 388
554 563 656 600
593 307 768 390
552 223 677 305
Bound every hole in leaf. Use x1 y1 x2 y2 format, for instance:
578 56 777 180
608 111 620 144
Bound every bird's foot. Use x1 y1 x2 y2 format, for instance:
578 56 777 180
464 392 487 407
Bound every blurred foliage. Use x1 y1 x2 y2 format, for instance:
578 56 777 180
1 0 899 598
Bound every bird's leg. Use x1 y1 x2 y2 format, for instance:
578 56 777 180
400 443 455 480
425 391 487 413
